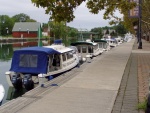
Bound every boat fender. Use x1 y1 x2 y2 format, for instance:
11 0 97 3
82 58 86 62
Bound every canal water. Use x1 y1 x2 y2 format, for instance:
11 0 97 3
0 41 39 105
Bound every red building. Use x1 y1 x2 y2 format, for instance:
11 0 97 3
12 22 41 38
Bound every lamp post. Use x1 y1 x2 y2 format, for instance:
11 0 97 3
138 0 142 49
48 20 51 44
37 27 41 47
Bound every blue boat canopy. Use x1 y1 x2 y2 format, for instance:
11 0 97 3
10 47 60 74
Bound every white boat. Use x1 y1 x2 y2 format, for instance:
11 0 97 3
5 40 79 90
106 38 118 48
92 39 110 51
0 84 5 106
68 46 82 62
70 39 102 61
124 33 133 42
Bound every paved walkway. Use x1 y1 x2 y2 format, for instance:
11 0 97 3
0 39 135 113
112 39 150 113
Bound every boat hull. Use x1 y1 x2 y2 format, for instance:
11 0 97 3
0 84 5 106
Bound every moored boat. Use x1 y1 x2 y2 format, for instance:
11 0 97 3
92 39 110 51
106 38 118 48
68 46 82 62
70 39 102 61
5 40 79 90
115 36 123 45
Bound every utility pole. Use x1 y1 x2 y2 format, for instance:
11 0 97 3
138 0 142 49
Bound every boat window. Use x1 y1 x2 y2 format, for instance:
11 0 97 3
88 47 93 53
19 54 38 67
67 51 73 59
62 53 66 61
77 46 80 53
94 45 98 50
104 43 107 49
99 43 103 48
52 54 60 67
82 46 87 53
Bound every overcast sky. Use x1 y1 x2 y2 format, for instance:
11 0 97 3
0 0 122 30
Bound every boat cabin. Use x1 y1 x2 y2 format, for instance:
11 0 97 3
93 39 110 51
106 38 118 47
70 41 101 61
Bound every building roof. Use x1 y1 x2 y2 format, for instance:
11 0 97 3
12 22 41 32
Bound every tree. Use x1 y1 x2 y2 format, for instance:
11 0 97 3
91 27 103 38
12 13 36 22
105 29 109 35
68 27 78 37
0 15 14 36
110 30 116 36
31 0 136 23
31 0 150 38
49 21 67 39
31 0 85 22
115 23 127 35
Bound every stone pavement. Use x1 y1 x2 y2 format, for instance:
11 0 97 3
112 39 150 113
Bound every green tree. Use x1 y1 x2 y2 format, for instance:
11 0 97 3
68 27 78 37
115 23 127 35
91 27 103 38
12 13 36 22
31 0 85 22
31 0 136 23
110 30 116 36
0 15 14 36
105 29 109 34
49 21 66 39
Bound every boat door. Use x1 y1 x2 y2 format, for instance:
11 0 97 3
48 54 61 72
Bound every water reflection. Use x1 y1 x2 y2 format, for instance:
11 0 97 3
0 41 39 61
0 44 13 61
6 87 26 100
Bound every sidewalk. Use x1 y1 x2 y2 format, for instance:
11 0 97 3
0 39 134 113
112 39 150 113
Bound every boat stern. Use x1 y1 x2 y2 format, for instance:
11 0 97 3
5 71 14 87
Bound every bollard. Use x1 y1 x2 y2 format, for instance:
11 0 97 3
145 94 150 113
38 74 46 88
